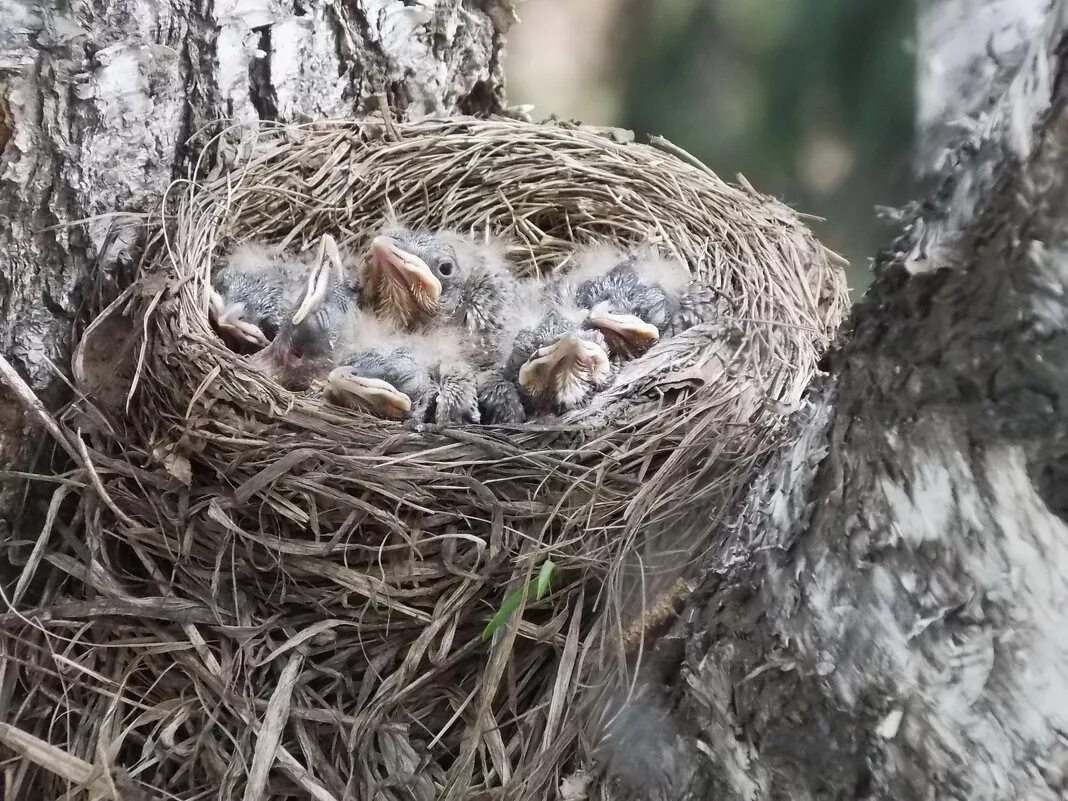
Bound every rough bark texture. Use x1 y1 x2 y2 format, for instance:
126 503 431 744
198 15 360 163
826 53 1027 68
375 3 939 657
606 2 1068 799
915 0 1046 176
0 0 510 525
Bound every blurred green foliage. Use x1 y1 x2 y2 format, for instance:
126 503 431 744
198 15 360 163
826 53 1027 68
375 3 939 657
614 0 916 292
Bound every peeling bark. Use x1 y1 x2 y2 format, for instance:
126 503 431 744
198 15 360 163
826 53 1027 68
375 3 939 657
0 0 509 519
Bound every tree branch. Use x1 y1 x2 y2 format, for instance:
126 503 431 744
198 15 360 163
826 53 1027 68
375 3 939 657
916 0 1048 175
616 2 1068 799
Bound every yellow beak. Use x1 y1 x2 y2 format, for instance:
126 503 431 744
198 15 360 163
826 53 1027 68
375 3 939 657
585 310 659 354
292 234 346 326
370 236 442 300
519 335 610 397
323 367 412 418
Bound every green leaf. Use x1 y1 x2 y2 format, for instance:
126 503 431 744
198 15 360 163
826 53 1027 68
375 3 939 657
535 560 556 601
482 586 526 641
482 560 558 641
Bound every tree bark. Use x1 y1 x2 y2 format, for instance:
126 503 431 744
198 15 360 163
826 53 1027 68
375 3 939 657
915 0 1047 176
0 0 511 525
608 2 1068 799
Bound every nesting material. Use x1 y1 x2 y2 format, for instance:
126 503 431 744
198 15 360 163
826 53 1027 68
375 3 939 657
7 116 847 800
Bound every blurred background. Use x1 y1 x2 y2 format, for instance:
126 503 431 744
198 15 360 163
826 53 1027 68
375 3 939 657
506 0 916 295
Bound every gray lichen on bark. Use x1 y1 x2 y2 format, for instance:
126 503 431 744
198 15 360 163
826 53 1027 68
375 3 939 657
907 0 1064 275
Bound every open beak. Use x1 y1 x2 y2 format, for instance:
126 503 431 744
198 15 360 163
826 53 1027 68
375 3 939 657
585 310 659 356
322 367 412 418
519 335 611 398
366 236 442 326
210 291 270 347
292 234 345 326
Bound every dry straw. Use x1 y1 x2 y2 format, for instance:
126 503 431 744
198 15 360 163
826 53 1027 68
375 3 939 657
1 116 847 800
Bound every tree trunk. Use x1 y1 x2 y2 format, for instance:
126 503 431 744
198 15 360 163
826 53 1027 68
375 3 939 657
613 2 1068 799
914 0 1047 176
0 0 511 525
4 1 1068 800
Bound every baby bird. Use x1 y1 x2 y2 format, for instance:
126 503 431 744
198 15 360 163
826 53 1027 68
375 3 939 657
209 242 313 350
502 277 614 417
573 247 717 348
360 226 518 352
246 234 356 390
318 348 419 421
572 251 669 359
360 225 526 424
321 328 483 426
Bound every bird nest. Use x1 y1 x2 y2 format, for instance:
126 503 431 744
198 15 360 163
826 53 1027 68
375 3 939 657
7 116 847 800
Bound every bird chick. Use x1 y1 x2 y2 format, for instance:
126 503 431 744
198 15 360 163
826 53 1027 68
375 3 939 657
321 328 483 426
246 234 357 390
361 225 527 423
574 254 666 359
319 348 420 421
574 247 717 344
361 226 517 352
209 242 313 350
502 278 614 416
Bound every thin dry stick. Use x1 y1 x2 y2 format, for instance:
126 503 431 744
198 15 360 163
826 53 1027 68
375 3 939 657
243 652 309 801
0 354 78 463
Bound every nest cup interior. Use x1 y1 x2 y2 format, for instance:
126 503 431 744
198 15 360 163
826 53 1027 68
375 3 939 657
59 117 848 799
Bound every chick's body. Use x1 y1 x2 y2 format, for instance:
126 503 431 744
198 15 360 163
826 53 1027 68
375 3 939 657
327 323 483 425
501 277 614 416
435 233 517 355
211 243 316 349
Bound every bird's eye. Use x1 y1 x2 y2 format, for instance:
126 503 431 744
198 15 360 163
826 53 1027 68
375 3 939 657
290 346 304 360
438 261 454 277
